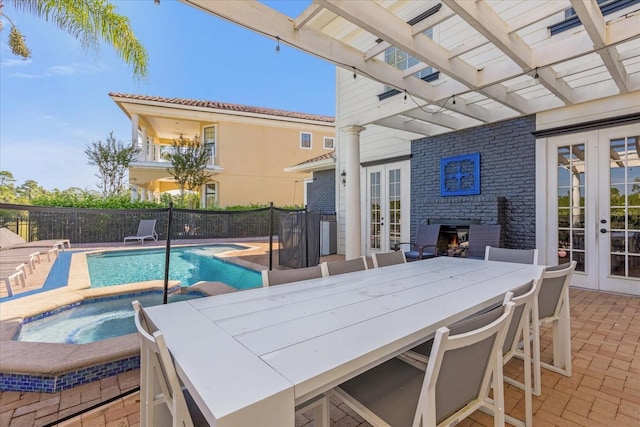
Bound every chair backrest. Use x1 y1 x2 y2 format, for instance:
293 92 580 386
537 261 576 320
501 279 540 356
372 251 406 268
0 228 27 249
137 219 157 236
467 224 501 258
485 246 539 265
132 300 196 427
419 299 515 425
321 256 368 277
262 265 323 286
415 224 441 247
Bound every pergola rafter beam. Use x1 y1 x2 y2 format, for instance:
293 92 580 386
570 0 628 93
181 0 460 117
443 0 574 105
294 3 324 30
316 0 530 114
374 116 435 136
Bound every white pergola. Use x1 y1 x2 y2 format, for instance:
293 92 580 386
180 0 640 135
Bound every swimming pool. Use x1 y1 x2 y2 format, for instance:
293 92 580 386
15 291 203 345
87 244 261 289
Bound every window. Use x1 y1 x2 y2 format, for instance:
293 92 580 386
383 28 434 92
203 125 216 164
300 132 312 149
551 0 638 35
205 183 217 208
323 137 334 150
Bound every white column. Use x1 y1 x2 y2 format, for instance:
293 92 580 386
131 184 138 202
141 126 148 161
140 187 147 201
131 113 139 149
343 125 365 260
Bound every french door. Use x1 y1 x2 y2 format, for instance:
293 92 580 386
546 123 640 295
365 162 409 255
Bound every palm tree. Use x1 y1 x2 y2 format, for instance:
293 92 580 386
0 0 148 79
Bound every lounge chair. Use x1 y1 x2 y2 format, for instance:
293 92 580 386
1 269 26 297
124 220 159 245
0 227 69 251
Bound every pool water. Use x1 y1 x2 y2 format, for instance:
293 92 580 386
15 291 202 344
87 245 261 289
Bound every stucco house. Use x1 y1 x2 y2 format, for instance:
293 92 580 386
185 0 640 297
109 93 335 208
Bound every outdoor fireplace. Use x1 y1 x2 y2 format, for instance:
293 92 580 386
428 219 481 255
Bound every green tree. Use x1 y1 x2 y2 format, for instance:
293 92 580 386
0 170 17 203
164 135 210 208
85 131 139 197
16 179 45 202
0 0 149 79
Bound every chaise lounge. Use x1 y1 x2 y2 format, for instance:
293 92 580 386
124 220 159 245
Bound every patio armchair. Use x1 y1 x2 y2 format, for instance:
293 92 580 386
372 250 406 268
124 220 159 245
330 299 516 427
261 265 323 286
321 256 368 277
394 224 441 261
463 224 501 259
485 246 539 264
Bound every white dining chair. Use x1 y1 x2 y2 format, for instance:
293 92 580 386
331 299 516 427
528 261 577 396
402 281 540 427
372 251 407 268
485 246 539 264
321 256 368 277
132 300 208 427
261 265 323 286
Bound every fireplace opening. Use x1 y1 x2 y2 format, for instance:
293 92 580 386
428 219 481 255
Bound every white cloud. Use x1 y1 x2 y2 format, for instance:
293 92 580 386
48 65 75 75
0 58 33 67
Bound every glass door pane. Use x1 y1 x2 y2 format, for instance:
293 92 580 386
557 144 586 272
388 169 401 250
608 135 640 278
370 171 381 251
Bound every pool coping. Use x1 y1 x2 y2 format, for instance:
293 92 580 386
0 243 265 391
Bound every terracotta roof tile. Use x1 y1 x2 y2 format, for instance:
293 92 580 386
291 151 335 167
109 93 334 123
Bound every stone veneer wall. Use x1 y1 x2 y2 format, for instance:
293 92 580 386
307 169 336 214
411 115 536 249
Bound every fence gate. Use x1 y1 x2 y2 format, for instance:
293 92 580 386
278 210 320 269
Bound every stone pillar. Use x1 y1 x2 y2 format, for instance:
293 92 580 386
343 125 365 259
131 184 138 202
131 113 139 149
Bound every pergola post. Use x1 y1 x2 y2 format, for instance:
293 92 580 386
343 125 365 260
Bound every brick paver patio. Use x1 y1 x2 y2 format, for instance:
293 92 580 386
1 243 638 426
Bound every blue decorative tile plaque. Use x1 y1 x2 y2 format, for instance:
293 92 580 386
440 153 480 196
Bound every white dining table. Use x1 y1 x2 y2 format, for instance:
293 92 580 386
143 256 544 426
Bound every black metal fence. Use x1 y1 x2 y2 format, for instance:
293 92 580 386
0 203 323 268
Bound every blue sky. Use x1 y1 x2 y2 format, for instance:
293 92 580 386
0 0 335 191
